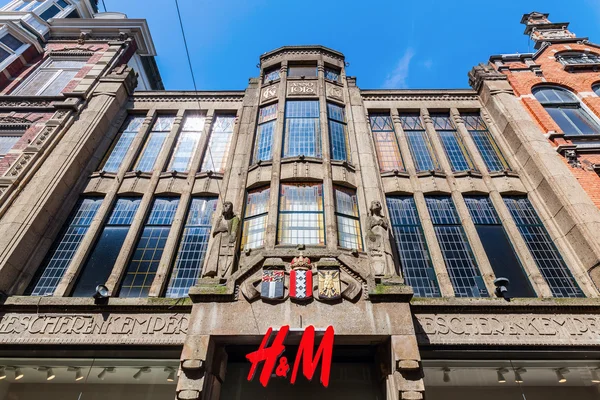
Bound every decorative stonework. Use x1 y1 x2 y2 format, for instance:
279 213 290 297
361 92 478 102
326 82 343 100
468 63 508 91
0 313 188 345
260 84 278 103
132 94 244 103
6 153 34 178
287 81 317 96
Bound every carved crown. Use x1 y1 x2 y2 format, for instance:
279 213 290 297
290 254 311 270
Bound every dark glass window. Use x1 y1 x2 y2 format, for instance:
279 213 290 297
165 197 217 298
57 0 69 8
464 196 535 297
201 115 235 173
533 86 600 136
387 196 439 297
399 113 440 172
288 65 317 77
594 84 600 97
101 116 144 173
119 197 179 298
462 113 510 172
263 67 280 83
253 103 277 163
0 34 23 51
0 47 10 63
39 4 60 20
134 115 174 172
334 186 362 250
283 100 321 158
431 114 476 172
71 198 141 297
503 197 584 298
241 187 270 250
324 67 340 82
278 183 325 245
369 113 405 172
426 196 488 297
27 198 103 296
327 103 350 162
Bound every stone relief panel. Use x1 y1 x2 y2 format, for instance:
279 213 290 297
260 84 278 103
415 313 600 346
0 313 189 345
287 81 318 97
325 82 343 101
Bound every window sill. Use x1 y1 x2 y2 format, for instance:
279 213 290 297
489 169 519 178
92 171 117 179
281 155 323 164
125 170 152 179
195 171 224 179
564 64 600 72
160 170 188 179
248 159 273 171
330 159 355 172
337 246 366 256
325 78 343 87
453 170 482 178
416 170 446 178
262 79 280 86
381 170 410 178
286 76 318 81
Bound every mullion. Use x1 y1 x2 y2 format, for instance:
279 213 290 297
369 113 405 172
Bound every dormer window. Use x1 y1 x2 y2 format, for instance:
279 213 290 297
0 33 25 64
558 52 600 70
13 0 73 20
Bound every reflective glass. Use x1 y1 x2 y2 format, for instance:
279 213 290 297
134 116 175 172
0 135 20 156
334 186 362 250
431 114 475 172
39 4 60 20
263 67 280 83
168 113 205 172
400 113 439 172
0 34 23 51
369 113 404 172
253 104 277 163
201 115 235 173
283 101 321 158
278 183 324 245
241 187 270 250
462 113 510 172
102 116 144 173
327 103 349 162
324 67 340 82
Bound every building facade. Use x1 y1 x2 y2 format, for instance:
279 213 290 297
0 4 598 400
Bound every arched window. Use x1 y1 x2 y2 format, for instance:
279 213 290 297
533 86 600 136
593 83 600 97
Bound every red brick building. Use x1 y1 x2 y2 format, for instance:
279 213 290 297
489 12 600 208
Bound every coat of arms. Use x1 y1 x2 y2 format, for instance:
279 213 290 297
290 254 312 300
318 268 341 300
261 270 284 300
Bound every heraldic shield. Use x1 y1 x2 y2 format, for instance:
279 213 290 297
318 267 341 300
290 254 312 300
261 270 284 300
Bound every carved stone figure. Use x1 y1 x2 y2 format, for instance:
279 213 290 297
366 200 392 276
203 201 239 279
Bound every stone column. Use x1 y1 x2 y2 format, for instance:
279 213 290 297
389 335 425 400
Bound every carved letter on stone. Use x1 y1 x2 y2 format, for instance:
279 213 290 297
204 201 239 279
288 82 316 96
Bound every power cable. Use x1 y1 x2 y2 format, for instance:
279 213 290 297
173 0 226 205
101 0 107 12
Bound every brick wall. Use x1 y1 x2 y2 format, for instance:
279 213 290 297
496 42 600 209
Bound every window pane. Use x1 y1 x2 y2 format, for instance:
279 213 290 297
462 114 510 172
0 33 23 51
0 135 20 156
283 101 321 158
27 198 103 296
57 0 69 8
0 46 9 63
426 197 488 297
334 187 362 250
14 70 56 95
369 114 404 172
278 183 324 245
431 114 475 172
534 87 577 104
324 67 340 82
464 197 535 298
241 187 270 250
168 113 205 172
328 103 349 162
101 116 144 173
166 197 217 298
134 116 174 172
120 197 179 298
503 197 584 298
562 107 600 135
71 198 141 297
288 65 317 77
387 197 439 297
400 114 439 172
39 69 77 95
253 104 277 163
201 115 235 173
594 84 600 96
263 67 280 83
546 107 580 135
39 4 60 20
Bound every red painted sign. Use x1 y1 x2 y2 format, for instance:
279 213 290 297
246 325 335 388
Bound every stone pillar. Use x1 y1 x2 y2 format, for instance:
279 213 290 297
390 335 425 400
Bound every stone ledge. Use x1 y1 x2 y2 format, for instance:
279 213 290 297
411 296 600 312
1 296 192 312
369 282 414 302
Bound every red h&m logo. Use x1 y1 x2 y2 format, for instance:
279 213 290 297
245 325 335 388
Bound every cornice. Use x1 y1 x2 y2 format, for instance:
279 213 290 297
411 297 600 314
260 45 345 63
361 89 478 102
132 91 245 103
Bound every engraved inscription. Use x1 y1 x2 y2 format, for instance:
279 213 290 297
261 85 278 102
288 82 316 96
415 314 600 345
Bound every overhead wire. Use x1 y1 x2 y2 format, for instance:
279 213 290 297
173 0 226 205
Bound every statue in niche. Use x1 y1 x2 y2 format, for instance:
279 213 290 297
203 201 240 279
366 200 392 276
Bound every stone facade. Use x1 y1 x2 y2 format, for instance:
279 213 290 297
0 6 599 400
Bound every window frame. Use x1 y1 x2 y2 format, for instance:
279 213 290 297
287 64 318 78
462 113 511 173
0 130 24 159
200 114 236 173
282 100 322 159
594 83 600 97
133 114 175 172
241 186 270 251
0 28 29 68
277 182 325 246
12 57 88 96
333 185 363 251
327 102 350 162
35 0 75 20
431 113 477 173
167 112 206 173
100 115 145 174
369 112 405 172
252 103 278 164
324 66 341 83
399 113 441 172
263 66 281 83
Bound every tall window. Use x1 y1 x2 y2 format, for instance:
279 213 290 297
288 65 317 77
369 113 405 172
241 187 270 250
0 132 21 159
464 196 535 298
168 113 206 172
101 116 144 173
533 86 600 136
503 197 584 298
27 198 103 296
71 198 141 297
263 66 280 83
119 197 179 298
426 197 488 297
278 183 324 245
387 196 439 297
253 103 277 163
334 186 362 250
462 113 510 172
0 33 24 63
283 101 321 158
134 115 174 172
165 197 217 298
201 115 235 173
327 103 350 162
399 113 440 172
13 58 86 96
431 114 476 172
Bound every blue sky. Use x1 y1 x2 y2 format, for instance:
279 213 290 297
21 1 600 90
